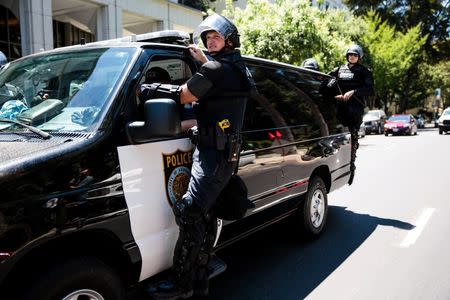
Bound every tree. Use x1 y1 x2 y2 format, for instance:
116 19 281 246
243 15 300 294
361 11 427 112
222 0 365 71
221 1 428 113
343 0 450 61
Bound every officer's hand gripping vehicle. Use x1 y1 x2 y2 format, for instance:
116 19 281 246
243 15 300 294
0 31 352 299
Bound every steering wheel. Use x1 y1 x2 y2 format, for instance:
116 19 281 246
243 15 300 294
36 90 50 100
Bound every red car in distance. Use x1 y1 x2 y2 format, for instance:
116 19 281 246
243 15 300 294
384 114 418 136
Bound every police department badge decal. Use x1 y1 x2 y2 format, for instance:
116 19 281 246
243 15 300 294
162 149 193 206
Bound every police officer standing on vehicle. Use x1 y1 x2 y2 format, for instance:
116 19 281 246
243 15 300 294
327 44 374 185
138 14 253 300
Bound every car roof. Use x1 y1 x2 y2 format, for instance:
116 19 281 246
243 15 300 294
13 30 330 77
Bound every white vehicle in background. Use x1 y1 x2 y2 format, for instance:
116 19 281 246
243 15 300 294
438 107 450 134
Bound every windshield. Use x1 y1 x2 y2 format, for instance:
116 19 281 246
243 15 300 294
388 115 409 122
0 47 135 132
443 110 450 116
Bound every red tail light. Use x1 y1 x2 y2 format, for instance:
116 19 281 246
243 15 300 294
0 252 11 262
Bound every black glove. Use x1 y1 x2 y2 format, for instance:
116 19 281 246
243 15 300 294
139 83 182 104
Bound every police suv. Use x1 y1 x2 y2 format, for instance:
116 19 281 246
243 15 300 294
0 31 351 299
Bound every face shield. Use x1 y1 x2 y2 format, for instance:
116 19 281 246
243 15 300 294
193 14 237 47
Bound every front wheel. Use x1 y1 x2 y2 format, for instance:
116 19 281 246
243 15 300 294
296 176 328 238
22 257 124 300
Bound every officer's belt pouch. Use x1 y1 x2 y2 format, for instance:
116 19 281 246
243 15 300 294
215 174 255 221
197 126 231 150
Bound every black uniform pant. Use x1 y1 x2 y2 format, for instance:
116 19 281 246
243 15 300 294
172 147 235 289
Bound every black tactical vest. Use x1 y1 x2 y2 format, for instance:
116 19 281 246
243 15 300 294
195 51 253 138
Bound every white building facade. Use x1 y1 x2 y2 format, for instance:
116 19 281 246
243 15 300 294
0 0 204 60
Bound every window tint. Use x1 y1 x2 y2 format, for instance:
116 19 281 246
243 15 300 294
242 63 340 152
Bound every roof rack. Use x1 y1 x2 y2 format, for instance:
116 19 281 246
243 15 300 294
89 30 192 46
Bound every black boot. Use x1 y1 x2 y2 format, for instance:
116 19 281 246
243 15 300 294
348 168 355 185
147 279 194 300
193 279 209 297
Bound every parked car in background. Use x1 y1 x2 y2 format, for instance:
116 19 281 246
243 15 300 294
362 109 387 134
358 123 366 138
438 107 450 134
384 114 418 136
414 115 425 128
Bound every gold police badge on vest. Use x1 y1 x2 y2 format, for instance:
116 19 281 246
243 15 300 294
162 149 193 206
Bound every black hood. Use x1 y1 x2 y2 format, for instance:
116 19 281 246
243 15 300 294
0 132 94 176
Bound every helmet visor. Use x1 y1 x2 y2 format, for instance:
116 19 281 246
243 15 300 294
193 14 235 45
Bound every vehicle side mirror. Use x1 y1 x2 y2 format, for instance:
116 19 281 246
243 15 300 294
126 98 181 144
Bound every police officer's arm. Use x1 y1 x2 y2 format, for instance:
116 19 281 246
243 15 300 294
353 67 375 98
138 61 223 104
320 67 341 99
180 60 224 104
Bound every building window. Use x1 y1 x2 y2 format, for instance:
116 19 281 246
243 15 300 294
53 20 95 48
0 5 21 61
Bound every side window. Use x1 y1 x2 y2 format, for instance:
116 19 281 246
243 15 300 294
285 69 341 136
243 64 329 150
135 56 194 119
141 57 193 86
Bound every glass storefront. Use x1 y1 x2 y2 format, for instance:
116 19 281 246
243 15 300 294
0 5 21 61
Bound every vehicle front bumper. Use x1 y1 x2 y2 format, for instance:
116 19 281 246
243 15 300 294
438 124 450 131
363 121 379 133
384 127 412 135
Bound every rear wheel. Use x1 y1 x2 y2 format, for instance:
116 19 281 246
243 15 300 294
296 176 328 238
22 257 124 300
439 128 443 134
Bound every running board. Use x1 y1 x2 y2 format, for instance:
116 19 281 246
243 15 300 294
208 254 227 279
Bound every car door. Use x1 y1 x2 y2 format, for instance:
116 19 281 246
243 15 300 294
117 48 199 281
238 62 290 213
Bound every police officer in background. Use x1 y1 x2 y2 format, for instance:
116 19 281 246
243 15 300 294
301 58 320 71
327 44 374 185
138 14 253 300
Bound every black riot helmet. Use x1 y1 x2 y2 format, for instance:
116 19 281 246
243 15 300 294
193 14 240 48
346 44 364 61
301 58 320 71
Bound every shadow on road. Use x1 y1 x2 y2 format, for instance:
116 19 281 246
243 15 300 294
208 205 414 300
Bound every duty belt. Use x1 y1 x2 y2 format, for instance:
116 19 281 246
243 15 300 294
196 126 240 150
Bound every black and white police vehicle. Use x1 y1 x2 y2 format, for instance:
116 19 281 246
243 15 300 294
0 31 352 299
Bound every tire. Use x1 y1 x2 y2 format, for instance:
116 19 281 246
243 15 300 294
439 129 443 134
22 257 124 300
297 176 328 238
384 132 388 136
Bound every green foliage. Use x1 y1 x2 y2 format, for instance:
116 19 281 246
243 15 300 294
222 0 365 71
343 0 450 61
221 0 431 112
361 11 427 111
